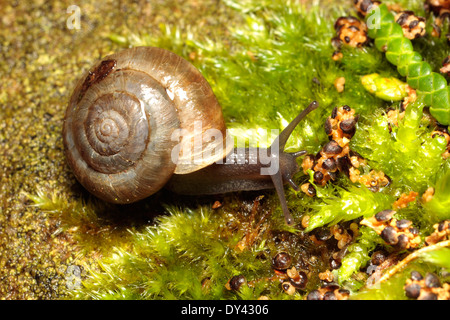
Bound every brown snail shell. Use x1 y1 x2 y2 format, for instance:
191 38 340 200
63 47 231 203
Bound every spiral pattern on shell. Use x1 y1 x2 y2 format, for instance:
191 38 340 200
63 47 230 203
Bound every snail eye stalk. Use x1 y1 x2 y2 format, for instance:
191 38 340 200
269 101 318 225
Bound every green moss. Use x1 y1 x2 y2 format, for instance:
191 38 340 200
338 226 383 284
305 185 394 232
423 165 450 222
418 247 450 270
72 204 284 299
351 100 447 193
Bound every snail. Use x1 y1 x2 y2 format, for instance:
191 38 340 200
63 46 318 225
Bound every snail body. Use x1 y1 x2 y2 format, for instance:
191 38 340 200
63 46 317 224
167 147 302 195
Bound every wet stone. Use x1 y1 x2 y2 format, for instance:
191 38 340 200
272 252 292 271
410 271 423 281
380 226 398 245
405 283 421 299
307 290 321 300
339 118 356 136
395 233 409 250
418 292 438 300
323 140 343 155
424 272 441 288
375 209 396 222
371 250 388 265
229 275 246 291
396 219 412 229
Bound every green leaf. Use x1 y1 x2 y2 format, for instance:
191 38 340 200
361 73 409 101
418 248 450 270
